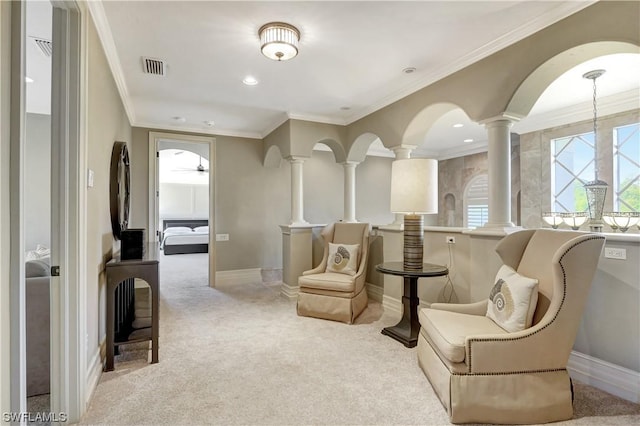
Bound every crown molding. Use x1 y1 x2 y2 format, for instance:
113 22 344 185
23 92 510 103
287 112 347 127
86 1 136 124
344 1 597 125
133 121 262 140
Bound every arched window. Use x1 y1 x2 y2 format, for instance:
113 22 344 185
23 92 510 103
464 174 488 228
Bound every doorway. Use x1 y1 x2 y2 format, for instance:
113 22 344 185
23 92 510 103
148 132 216 287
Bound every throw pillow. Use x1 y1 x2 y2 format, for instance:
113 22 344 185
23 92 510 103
486 265 539 332
326 243 360 276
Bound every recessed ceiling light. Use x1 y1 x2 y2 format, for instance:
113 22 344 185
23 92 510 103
243 76 259 86
172 116 186 123
340 106 351 111
453 123 463 128
403 67 416 74
25 76 34 83
204 120 215 127
463 138 474 143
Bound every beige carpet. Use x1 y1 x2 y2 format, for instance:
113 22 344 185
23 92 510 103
81 253 640 425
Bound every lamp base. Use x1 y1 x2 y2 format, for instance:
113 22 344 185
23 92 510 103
403 214 424 271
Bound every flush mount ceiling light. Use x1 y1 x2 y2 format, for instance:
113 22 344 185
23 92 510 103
452 123 463 128
463 138 474 143
259 22 300 61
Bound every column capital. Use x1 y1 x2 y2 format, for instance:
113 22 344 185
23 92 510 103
341 161 360 168
286 155 309 164
389 144 418 159
479 113 521 127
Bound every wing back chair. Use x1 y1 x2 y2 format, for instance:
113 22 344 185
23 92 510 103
297 222 370 324
417 229 605 424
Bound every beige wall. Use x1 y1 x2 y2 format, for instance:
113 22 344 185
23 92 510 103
130 128 394 271
85 17 132 359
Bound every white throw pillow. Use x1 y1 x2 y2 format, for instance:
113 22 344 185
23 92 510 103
486 265 539 332
326 243 360 276
163 227 194 235
193 226 209 233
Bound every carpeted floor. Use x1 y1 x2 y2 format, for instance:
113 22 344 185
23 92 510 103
80 253 640 425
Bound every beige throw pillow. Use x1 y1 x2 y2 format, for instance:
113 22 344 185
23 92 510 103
486 265 539 332
326 243 360 276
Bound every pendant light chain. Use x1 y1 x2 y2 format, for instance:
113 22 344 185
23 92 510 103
592 75 599 180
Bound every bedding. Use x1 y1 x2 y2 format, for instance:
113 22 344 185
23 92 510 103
161 219 209 255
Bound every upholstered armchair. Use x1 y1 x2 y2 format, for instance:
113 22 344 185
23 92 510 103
417 229 605 424
297 222 370 324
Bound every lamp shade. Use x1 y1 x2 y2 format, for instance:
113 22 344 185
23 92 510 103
390 159 438 214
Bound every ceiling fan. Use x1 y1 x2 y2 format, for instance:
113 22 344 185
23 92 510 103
171 153 209 173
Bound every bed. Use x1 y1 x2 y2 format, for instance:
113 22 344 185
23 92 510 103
161 219 209 255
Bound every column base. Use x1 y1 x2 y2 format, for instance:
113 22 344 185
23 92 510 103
280 282 299 299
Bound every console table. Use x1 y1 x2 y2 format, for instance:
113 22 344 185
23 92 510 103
376 261 448 348
105 244 159 371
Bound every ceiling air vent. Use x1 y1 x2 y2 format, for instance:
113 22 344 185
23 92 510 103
32 37 53 57
142 57 166 76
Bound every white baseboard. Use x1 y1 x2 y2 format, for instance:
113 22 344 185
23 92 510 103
280 282 299 299
85 339 104 405
366 283 383 303
567 350 639 403
215 268 262 285
382 295 402 316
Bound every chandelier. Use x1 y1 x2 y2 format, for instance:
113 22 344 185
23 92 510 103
259 22 300 61
582 69 607 232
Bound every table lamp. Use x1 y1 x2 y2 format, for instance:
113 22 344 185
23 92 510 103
390 159 438 271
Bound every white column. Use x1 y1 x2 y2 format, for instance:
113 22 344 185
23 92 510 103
390 144 417 227
484 119 515 228
288 156 308 226
343 161 358 223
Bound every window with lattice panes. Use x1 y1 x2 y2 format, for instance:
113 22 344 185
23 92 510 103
551 132 595 212
464 174 488 228
613 123 640 212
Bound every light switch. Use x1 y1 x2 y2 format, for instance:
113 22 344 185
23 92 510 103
87 169 94 188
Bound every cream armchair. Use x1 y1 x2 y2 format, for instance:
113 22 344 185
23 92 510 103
417 229 605 424
297 222 370 324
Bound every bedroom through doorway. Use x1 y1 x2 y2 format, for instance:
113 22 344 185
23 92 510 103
149 134 216 287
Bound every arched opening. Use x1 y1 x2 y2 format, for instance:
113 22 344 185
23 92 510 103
464 174 489 228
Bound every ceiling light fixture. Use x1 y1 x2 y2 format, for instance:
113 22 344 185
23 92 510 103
259 22 300 61
453 123 463 128
463 138 473 143
403 67 416 74
582 69 607 232
204 120 215 127
243 76 259 86
172 116 186 123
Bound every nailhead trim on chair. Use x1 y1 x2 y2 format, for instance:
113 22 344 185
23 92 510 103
465 236 605 375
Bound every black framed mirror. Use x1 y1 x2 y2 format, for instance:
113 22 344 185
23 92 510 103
109 141 130 240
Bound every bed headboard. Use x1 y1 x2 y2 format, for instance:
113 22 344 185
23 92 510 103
162 219 208 231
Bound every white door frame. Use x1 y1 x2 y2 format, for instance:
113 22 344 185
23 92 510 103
2 1 86 422
148 132 216 287
0 0 14 416
50 1 87 422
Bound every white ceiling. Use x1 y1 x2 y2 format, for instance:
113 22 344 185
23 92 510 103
27 1 639 160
